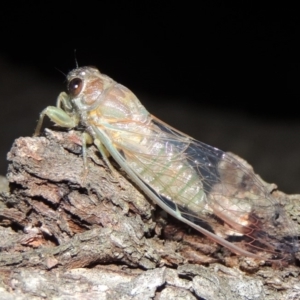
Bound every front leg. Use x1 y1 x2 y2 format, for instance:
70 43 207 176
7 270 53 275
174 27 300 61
34 92 79 136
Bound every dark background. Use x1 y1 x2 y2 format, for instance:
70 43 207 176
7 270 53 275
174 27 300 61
0 2 300 193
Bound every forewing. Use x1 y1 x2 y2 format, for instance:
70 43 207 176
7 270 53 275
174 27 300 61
100 116 298 261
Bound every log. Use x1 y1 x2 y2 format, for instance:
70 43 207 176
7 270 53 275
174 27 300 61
0 128 299 299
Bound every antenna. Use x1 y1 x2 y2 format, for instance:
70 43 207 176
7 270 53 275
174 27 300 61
74 49 79 69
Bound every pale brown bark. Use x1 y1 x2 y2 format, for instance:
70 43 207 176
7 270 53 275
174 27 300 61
0 129 299 299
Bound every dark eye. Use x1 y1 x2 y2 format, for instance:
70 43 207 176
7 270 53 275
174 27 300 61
68 78 83 96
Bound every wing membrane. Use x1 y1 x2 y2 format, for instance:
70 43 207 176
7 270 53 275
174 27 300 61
98 115 297 261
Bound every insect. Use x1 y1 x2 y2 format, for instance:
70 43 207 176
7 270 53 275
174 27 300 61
34 66 297 262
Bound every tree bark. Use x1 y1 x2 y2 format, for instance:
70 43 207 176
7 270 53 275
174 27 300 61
0 129 299 299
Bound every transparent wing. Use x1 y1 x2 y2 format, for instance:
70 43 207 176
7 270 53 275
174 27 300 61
97 115 298 262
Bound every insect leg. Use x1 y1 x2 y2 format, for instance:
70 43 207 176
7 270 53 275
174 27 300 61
56 92 73 112
80 132 94 178
34 106 79 136
94 139 118 174
34 92 79 136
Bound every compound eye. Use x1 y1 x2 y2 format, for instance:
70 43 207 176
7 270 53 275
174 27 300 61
68 78 83 96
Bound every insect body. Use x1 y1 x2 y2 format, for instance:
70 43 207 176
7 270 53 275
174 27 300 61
35 66 297 262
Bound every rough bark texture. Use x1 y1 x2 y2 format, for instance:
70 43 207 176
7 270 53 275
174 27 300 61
0 129 300 299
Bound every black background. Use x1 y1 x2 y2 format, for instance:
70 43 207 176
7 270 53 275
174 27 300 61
0 2 300 193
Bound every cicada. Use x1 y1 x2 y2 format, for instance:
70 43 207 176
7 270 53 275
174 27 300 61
34 66 297 262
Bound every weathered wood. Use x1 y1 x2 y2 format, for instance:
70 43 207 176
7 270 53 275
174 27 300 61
0 129 300 299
